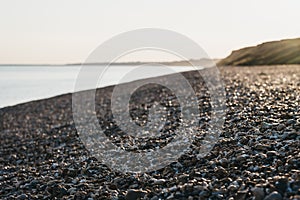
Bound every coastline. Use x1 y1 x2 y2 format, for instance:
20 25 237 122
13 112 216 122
0 65 198 109
0 66 300 199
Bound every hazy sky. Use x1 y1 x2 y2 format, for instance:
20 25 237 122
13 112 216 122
1 0 300 64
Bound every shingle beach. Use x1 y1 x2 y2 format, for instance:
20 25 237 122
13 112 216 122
0 66 299 199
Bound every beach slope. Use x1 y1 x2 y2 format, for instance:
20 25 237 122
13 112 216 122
0 66 299 199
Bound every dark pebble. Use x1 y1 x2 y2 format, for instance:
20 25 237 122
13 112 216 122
263 191 282 200
125 189 148 200
17 194 28 200
251 187 265 200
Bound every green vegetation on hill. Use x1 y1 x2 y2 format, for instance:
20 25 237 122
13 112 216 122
218 38 300 66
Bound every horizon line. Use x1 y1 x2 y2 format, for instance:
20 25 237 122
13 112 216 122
0 58 220 66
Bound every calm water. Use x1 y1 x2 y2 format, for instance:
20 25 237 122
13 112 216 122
0 65 197 108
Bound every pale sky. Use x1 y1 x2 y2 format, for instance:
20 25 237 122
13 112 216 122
1 0 300 64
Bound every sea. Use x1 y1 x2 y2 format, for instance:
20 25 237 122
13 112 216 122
0 65 198 108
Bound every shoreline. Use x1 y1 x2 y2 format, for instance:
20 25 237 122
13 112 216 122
0 66 300 199
0 65 200 109
1 64 299 110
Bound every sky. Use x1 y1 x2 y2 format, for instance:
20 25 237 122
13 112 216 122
0 0 300 64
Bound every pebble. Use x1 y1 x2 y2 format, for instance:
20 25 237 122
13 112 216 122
152 178 166 185
261 122 273 130
17 194 28 200
51 163 59 169
199 190 209 198
236 154 250 162
219 158 229 167
67 187 77 195
263 191 282 200
266 151 279 157
150 196 159 200
275 177 288 194
276 124 286 131
214 166 229 178
125 189 147 200
251 187 265 200
283 131 298 139
286 119 296 125
236 189 248 200
228 184 239 192
254 144 269 151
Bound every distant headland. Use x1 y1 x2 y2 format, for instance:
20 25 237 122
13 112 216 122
218 38 300 66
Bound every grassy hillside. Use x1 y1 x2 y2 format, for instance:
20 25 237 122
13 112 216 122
218 38 300 66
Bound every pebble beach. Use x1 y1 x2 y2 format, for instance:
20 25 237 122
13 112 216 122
0 65 299 199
